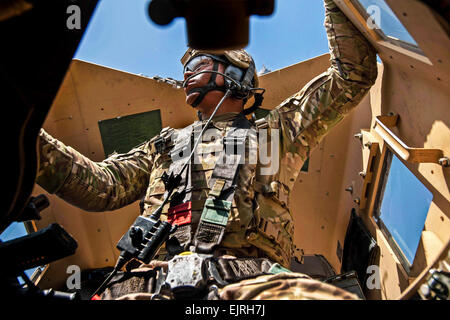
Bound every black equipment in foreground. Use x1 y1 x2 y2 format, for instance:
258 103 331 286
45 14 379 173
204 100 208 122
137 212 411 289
0 0 98 300
0 221 79 300
0 0 99 233
0 223 77 273
147 0 275 50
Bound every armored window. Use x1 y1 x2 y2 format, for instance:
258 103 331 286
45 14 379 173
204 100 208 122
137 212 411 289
353 0 426 56
373 149 433 273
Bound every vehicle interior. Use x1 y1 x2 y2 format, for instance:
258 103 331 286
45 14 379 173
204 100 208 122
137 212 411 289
0 0 448 300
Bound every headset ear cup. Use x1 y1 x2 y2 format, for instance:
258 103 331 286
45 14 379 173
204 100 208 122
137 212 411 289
224 65 243 89
224 65 233 89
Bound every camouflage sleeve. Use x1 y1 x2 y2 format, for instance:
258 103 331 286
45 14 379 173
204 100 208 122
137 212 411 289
266 0 378 187
36 129 154 212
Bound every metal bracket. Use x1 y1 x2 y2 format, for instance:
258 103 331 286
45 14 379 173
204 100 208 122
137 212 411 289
358 130 379 210
373 114 446 165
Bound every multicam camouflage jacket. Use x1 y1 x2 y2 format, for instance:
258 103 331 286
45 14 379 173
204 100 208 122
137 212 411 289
36 0 377 268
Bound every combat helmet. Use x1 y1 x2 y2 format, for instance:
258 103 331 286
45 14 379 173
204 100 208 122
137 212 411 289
181 48 263 113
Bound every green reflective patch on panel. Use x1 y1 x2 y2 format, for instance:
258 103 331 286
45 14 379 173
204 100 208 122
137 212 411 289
98 110 162 158
200 199 232 226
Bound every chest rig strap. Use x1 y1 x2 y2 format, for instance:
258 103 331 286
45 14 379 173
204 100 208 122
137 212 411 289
193 114 252 253
164 122 203 249
167 124 194 199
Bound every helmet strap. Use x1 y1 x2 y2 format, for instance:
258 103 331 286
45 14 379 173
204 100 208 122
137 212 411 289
187 61 227 108
242 92 264 115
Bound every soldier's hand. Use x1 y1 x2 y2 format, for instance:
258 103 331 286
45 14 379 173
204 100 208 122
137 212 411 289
131 260 169 272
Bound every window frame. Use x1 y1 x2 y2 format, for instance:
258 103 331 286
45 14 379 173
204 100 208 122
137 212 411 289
371 147 433 275
349 0 429 60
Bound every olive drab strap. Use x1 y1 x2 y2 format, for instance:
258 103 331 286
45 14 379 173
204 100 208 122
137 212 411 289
139 127 175 214
193 114 252 253
167 124 194 199
164 123 200 251
167 122 204 205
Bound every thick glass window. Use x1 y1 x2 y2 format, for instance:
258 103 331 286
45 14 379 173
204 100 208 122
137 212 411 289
374 150 433 270
358 0 417 45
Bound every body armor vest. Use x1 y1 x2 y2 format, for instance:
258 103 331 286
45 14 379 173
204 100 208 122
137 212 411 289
142 113 294 267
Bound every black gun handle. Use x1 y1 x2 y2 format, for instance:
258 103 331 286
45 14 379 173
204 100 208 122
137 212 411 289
0 223 77 274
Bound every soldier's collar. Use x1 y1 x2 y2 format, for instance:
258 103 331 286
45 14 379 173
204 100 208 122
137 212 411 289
201 112 241 129
210 112 240 122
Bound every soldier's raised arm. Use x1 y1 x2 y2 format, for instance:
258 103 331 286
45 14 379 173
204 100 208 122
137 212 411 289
36 129 154 212
266 0 378 188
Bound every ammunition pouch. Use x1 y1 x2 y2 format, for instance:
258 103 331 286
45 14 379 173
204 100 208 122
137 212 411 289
100 267 165 300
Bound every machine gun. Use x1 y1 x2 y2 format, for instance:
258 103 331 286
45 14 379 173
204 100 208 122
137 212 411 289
0 196 79 300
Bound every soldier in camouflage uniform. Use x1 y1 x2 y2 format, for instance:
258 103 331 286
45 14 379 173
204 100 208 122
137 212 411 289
36 0 377 300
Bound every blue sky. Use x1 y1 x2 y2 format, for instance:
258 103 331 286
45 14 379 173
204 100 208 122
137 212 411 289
74 0 330 79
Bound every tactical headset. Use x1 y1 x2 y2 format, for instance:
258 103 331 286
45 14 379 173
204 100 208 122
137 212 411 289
182 54 264 115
